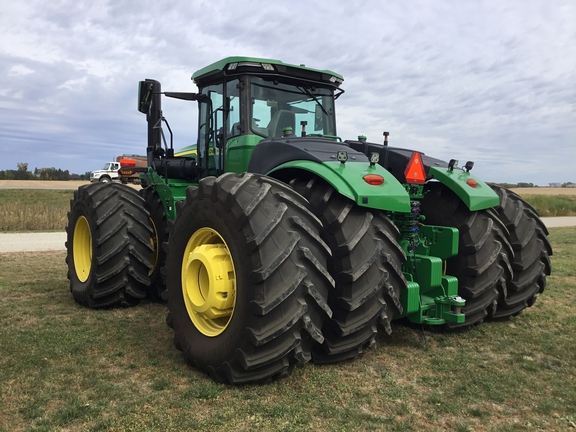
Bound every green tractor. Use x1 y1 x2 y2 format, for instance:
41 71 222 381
66 56 552 384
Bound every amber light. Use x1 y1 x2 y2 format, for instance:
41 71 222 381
363 174 384 185
466 179 477 188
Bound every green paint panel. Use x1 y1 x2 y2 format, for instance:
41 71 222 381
174 144 198 157
428 166 499 211
270 160 411 212
412 254 443 293
400 280 421 315
226 135 264 174
442 275 459 297
141 168 196 221
417 225 459 260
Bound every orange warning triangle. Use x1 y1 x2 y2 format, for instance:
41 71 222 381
404 152 426 184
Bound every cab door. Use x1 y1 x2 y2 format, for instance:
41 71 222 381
197 79 240 178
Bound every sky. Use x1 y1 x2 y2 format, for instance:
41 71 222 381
1 0 574 186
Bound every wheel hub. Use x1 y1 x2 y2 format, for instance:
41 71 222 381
182 228 236 337
73 216 92 283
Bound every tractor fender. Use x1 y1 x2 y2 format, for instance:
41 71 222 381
344 139 498 212
427 166 499 211
248 137 410 212
269 160 411 212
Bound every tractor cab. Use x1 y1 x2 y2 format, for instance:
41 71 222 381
197 72 338 142
138 57 344 180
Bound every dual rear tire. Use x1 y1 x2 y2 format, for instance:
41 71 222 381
489 184 552 318
290 176 406 363
420 182 552 329
166 173 409 381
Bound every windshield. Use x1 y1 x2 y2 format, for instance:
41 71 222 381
102 163 115 170
250 77 336 138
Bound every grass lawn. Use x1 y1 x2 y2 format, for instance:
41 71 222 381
0 228 575 431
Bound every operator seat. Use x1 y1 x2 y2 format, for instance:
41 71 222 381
267 110 295 137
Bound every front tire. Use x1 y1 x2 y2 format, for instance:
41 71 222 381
65 183 153 308
165 173 333 384
290 176 406 363
421 183 512 329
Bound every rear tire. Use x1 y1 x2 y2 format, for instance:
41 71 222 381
140 187 168 300
165 173 333 384
421 183 512 329
290 176 406 363
489 184 552 318
65 183 153 308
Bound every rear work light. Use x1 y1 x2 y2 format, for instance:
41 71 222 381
404 152 426 184
363 174 384 185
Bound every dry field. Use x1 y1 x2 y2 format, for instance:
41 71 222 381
0 180 89 189
511 187 576 196
0 180 140 190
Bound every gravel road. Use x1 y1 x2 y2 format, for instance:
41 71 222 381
1 217 574 253
0 232 67 252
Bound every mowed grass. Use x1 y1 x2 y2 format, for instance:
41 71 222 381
0 190 73 232
0 228 575 431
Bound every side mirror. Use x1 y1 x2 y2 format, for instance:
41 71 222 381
138 81 153 114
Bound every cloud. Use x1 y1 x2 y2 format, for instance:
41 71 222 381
0 0 574 186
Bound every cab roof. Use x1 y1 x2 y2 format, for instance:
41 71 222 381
192 56 344 88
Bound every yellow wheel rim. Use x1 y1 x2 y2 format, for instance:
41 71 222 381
148 217 159 276
73 216 92 283
181 228 236 337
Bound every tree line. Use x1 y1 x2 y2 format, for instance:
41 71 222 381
0 163 90 181
498 182 576 188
